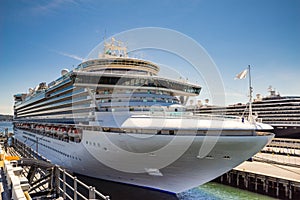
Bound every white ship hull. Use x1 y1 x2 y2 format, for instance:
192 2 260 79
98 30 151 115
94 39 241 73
14 128 273 193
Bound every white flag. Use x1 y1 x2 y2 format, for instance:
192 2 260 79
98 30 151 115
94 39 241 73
235 69 248 80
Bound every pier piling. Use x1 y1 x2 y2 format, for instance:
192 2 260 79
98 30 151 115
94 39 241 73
216 166 300 199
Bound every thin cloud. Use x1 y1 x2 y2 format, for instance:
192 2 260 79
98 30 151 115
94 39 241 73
31 0 79 14
50 49 85 62
56 51 85 62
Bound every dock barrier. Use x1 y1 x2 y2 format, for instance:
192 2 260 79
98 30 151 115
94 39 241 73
1 138 110 200
2 159 29 200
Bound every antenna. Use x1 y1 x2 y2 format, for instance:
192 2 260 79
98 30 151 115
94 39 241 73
103 29 107 41
248 65 253 123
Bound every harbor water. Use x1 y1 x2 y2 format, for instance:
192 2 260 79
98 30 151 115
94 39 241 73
76 173 277 200
0 121 278 199
0 121 12 133
178 182 276 200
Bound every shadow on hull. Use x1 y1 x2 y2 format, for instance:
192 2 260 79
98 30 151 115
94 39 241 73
75 174 179 200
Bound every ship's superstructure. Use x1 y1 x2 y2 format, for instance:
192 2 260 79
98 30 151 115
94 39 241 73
192 87 300 138
13 38 273 193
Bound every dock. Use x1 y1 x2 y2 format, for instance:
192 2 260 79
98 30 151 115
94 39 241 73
0 137 110 200
216 138 300 199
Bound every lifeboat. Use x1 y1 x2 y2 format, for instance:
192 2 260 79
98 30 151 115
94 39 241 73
40 125 45 132
68 128 74 137
45 126 51 133
51 127 57 134
57 127 66 136
69 128 80 138
62 127 67 135
67 128 72 136
57 128 62 136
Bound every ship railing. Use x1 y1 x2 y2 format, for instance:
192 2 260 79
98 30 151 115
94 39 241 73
193 113 242 121
264 121 300 125
271 138 300 143
131 111 243 122
57 168 110 200
266 137 300 149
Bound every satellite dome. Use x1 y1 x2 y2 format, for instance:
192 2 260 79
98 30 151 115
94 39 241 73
61 69 69 76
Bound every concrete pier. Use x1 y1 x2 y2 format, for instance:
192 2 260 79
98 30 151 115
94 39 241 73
216 151 300 199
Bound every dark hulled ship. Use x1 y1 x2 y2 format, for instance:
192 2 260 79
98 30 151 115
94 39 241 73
191 87 300 138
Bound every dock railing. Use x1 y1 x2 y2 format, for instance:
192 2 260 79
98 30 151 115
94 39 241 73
57 168 110 200
10 138 110 200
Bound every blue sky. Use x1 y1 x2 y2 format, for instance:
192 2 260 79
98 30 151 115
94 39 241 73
0 0 299 114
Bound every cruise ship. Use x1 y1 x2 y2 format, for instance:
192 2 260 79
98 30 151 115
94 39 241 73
191 87 300 138
13 38 274 193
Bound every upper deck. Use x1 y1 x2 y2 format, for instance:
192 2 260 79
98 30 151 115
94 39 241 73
77 58 160 76
77 38 159 75
13 38 202 124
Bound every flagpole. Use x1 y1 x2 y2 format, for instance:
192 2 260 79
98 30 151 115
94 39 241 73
248 65 253 123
